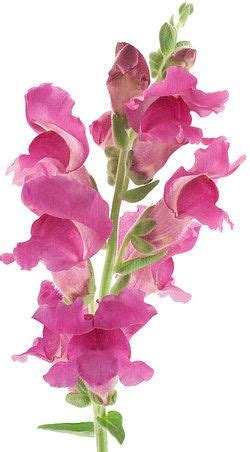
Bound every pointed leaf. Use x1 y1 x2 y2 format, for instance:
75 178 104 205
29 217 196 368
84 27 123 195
113 115 129 150
132 219 156 236
115 251 167 275
66 393 91 408
122 180 159 202
131 236 155 254
110 274 131 295
38 422 94 437
97 411 125 445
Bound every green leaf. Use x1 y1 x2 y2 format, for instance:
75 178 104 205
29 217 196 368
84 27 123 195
175 40 191 49
66 393 91 408
97 411 125 445
38 422 94 437
132 219 156 236
112 115 129 150
110 274 131 295
115 251 167 275
159 22 177 55
122 180 159 202
131 236 155 254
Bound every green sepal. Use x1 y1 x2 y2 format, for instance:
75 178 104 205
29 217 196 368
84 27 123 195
175 40 191 49
122 180 159 203
131 235 155 254
132 219 156 237
97 411 125 445
90 392 104 405
149 50 164 78
66 392 91 408
105 146 119 158
115 251 167 275
112 115 129 150
77 378 88 394
107 390 117 406
110 274 131 295
159 22 177 55
38 422 94 437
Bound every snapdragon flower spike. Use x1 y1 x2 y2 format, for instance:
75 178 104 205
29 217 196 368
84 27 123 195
107 42 150 116
164 137 246 230
125 66 229 183
1 176 113 271
14 283 156 402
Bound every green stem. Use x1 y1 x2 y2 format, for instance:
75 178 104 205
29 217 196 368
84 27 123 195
91 136 129 452
99 147 128 299
93 405 108 452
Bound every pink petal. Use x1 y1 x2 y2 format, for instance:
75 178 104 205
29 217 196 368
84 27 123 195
38 280 62 306
94 289 157 331
13 214 83 271
119 358 154 386
21 176 113 259
52 263 91 302
89 111 113 149
44 359 79 387
26 83 89 170
181 88 229 117
33 297 94 335
0 253 14 264
107 42 150 115
7 132 70 185
145 66 197 98
130 138 182 183
13 327 61 363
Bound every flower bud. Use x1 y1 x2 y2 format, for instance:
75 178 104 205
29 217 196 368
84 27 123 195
171 47 196 70
107 42 150 116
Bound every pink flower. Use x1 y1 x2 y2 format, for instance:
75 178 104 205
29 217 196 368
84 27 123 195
118 206 200 301
52 263 91 302
164 137 245 230
14 283 156 401
124 66 229 182
26 83 89 171
1 176 113 271
8 84 90 185
171 47 197 70
107 42 150 116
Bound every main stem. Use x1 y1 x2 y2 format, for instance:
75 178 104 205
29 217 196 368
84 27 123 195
92 144 128 452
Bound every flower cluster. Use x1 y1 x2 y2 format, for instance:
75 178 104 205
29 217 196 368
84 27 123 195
0 3 245 448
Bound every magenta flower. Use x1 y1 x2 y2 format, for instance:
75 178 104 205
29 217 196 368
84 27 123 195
1 176 113 271
14 283 156 402
118 206 200 301
127 256 191 303
125 66 229 182
107 42 150 116
8 84 90 185
171 47 197 70
52 263 91 302
164 137 245 230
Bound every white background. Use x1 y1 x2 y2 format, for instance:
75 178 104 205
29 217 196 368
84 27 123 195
0 0 249 450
